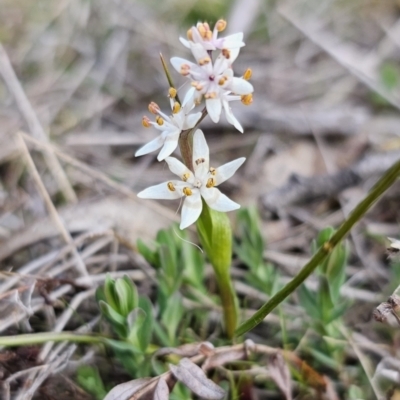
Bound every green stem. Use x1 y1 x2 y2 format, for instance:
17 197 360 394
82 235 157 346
0 332 106 347
235 159 400 337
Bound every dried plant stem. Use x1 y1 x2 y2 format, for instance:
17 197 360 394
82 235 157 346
0 44 77 203
236 159 400 336
16 132 88 276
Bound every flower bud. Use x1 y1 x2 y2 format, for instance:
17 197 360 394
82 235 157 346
142 116 151 128
243 68 252 81
148 101 160 114
215 19 227 32
241 94 253 106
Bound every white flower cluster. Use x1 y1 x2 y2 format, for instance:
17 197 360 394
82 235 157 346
136 20 253 229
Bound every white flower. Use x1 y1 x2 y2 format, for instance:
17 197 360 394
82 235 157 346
180 21 245 53
135 88 202 161
170 46 253 133
138 129 245 229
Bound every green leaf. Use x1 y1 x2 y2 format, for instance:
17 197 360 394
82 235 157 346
137 297 154 352
161 292 184 345
104 274 118 311
115 277 134 318
76 366 107 400
137 239 158 267
298 284 320 320
99 300 127 338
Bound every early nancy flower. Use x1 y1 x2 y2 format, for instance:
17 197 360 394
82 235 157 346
180 20 245 53
170 46 253 132
135 88 202 161
138 129 245 229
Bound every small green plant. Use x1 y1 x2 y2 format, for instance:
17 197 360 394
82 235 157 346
76 365 107 400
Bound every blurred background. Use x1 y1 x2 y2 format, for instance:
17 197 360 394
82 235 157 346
2 0 400 399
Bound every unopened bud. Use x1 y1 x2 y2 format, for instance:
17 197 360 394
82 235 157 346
243 68 252 80
187 28 193 41
155 116 164 126
142 116 151 128
168 87 177 98
215 19 227 32
172 101 181 114
241 94 253 105
148 102 160 114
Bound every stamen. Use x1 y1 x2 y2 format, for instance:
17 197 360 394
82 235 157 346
195 157 205 165
167 182 175 191
187 28 193 41
206 177 215 188
218 76 227 85
243 68 252 80
215 19 227 32
199 57 211 66
182 172 190 182
142 116 151 128
197 23 207 39
172 102 181 114
168 87 177 98
156 115 164 125
195 95 202 106
191 81 199 87
183 187 193 196
148 102 160 114
209 167 216 175
241 94 253 106
222 49 231 59
195 83 203 91
205 92 217 99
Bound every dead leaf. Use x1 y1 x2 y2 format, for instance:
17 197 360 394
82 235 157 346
153 378 169 400
169 358 225 399
268 353 292 400
104 378 151 400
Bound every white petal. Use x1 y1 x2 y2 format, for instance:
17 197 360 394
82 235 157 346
165 157 194 182
192 129 209 173
190 43 210 64
228 78 254 95
180 190 202 229
229 48 240 64
135 136 164 157
179 37 191 48
201 187 240 212
222 33 245 48
138 181 183 200
170 57 197 74
214 157 246 186
223 100 243 133
183 112 202 130
182 87 196 111
206 98 222 123
157 134 179 161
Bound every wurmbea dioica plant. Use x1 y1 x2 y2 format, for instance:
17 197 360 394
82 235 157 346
136 20 253 338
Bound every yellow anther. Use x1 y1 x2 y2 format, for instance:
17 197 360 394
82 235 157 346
172 102 181 114
197 23 207 39
195 95 202 106
209 167 216 175
243 68 252 81
205 30 212 40
215 19 227 32
156 115 164 125
222 49 231 59
195 83 203 91
167 182 175 191
199 57 211 66
187 28 193 41
142 116 151 128
183 187 192 196
206 177 215 188
148 101 160 114
191 81 199 87
205 92 217 99
218 76 227 86
168 87 177 98
195 157 205 165
241 94 253 106
182 172 190 182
